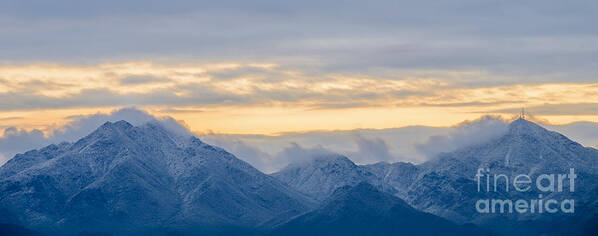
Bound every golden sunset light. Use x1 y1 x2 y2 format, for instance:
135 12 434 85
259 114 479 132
1 62 598 135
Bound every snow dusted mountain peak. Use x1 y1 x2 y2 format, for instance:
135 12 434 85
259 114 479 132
272 154 381 201
108 120 134 128
96 120 134 133
401 117 598 228
425 117 590 172
0 120 314 234
85 119 193 146
298 154 354 168
501 117 589 158
508 118 549 136
78 120 138 146
74 119 196 153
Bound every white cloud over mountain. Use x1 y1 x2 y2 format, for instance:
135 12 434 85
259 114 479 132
0 108 189 165
2 108 598 172
414 116 510 159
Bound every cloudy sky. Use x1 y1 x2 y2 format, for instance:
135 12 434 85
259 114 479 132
1 1 598 170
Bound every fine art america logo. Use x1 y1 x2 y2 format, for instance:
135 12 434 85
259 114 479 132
475 168 576 214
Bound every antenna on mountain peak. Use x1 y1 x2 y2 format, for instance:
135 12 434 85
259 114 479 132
521 107 525 120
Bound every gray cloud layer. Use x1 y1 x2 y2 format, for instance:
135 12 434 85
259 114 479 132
1 1 597 115
2 0 598 83
491 103 598 115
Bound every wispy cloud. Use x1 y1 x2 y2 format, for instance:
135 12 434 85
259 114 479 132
2 0 597 81
1 62 598 113
491 103 598 115
2 61 598 135
414 116 510 159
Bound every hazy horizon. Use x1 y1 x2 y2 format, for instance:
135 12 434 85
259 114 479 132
3 107 598 173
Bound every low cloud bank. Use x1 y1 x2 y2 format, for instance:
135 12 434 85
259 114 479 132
414 116 510 159
201 117 514 173
2 108 597 173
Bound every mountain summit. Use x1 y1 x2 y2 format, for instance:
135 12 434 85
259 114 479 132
271 154 382 201
388 118 598 234
0 121 313 235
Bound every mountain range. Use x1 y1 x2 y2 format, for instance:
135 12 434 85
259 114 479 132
271 118 598 235
1 118 597 235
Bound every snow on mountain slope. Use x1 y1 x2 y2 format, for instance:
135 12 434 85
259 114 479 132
361 161 419 199
0 120 314 235
271 154 389 201
396 118 598 234
271 118 598 235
